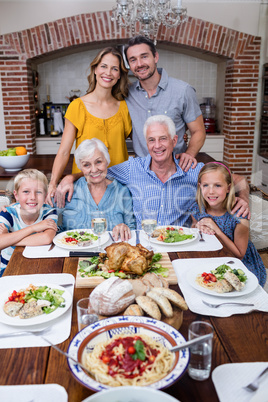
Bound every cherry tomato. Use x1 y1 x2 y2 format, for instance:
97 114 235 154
102 356 110 364
128 346 136 355
148 355 156 363
65 237 78 243
108 270 115 273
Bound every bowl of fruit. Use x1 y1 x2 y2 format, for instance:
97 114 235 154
0 147 30 171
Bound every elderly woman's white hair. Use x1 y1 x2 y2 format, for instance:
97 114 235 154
74 138 111 169
143 115 176 139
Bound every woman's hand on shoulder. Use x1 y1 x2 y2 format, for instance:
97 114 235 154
53 174 76 208
46 183 57 207
112 223 131 242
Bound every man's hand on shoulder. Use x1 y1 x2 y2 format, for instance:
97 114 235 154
175 152 197 172
231 196 251 219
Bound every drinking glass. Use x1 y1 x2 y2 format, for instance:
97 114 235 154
141 210 157 250
77 298 98 332
91 211 107 251
188 321 214 381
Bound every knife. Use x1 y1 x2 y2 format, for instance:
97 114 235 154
69 251 99 257
48 243 55 251
136 230 140 245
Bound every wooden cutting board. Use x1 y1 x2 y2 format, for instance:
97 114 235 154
75 252 177 288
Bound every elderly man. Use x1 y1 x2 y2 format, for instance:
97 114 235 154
124 35 206 172
107 115 249 228
50 115 249 228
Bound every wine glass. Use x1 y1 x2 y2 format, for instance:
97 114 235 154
141 210 158 250
91 211 107 252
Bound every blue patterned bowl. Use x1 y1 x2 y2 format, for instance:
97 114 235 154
67 316 190 391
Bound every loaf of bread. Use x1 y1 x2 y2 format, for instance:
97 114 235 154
90 277 135 316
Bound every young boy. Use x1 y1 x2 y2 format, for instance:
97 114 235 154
0 169 58 276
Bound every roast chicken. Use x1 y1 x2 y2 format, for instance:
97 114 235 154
103 242 154 276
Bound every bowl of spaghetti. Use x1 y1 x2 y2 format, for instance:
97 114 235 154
67 316 190 391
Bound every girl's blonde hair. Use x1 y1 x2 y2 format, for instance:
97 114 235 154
86 47 129 100
196 162 235 213
14 169 48 193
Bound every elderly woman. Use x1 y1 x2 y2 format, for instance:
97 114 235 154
58 138 136 241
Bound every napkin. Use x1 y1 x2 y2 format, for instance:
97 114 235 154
0 384 68 402
23 244 69 258
0 273 74 349
212 362 268 402
172 257 268 317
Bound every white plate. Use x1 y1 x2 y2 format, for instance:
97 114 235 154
144 226 198 246
67 316 190 391
186 263 259 298
53 229 109 250
0 283 72 326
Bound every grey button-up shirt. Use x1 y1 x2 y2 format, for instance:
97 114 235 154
126 68 202 157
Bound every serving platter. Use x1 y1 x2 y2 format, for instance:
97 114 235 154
67 316 190 391
53 229 109 250
142 226 199 246
75 252 177 288
0 283 72 326
186 263 259 298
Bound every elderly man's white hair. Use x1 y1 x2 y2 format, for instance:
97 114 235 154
143 115 177 139
74 138 110 169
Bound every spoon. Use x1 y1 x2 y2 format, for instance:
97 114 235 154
169 333 213 353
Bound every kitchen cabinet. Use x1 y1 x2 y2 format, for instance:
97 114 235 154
36 137 75 155
254 154 268 193
198 135 224 160
260 63 268 159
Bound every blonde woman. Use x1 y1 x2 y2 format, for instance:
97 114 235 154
47 47 132 206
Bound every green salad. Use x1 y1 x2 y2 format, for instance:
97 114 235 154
65 230 98 242
25 285 66 314
211 264 247 283
78 253 168 279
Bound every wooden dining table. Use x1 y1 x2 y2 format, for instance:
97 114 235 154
0 243 267 402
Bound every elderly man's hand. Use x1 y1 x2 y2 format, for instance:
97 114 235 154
175 152 197 172
53 175 75 208
112 224 131 242
231 197 251 219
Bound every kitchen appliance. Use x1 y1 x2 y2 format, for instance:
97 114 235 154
200 97 217 134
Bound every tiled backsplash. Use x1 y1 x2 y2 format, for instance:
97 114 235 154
37 48 217 106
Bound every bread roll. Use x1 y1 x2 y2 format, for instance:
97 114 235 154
147 290 173 317
152 287 188 311
90 277 135 316
123 304 144 316
136 296 161 320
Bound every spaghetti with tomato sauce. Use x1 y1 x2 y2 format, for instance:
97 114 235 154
82 334 174 386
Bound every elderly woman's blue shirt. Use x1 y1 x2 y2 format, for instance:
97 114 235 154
59 177 136 231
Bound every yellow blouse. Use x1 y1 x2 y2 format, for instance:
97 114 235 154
65 98 132 173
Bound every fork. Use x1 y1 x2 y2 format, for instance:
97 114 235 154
202 300 254 308
0 327 50 339
243 367 268 392
199 231 205 242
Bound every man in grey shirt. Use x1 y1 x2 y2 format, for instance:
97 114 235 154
124 35 206 172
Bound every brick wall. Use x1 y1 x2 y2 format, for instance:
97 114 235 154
0 11 261 178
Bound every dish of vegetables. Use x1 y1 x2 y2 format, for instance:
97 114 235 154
149 226 198 246
0 283 72 326
53 229 110 250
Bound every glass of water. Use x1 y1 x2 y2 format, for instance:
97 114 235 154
77 298 98 332
91 211 107 251
141 210 157 250
188 321 214 381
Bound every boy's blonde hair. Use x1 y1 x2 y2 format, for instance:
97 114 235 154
196 162 236 213
14 169 48 193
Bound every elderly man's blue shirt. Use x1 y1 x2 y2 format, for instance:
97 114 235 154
108 155 204 229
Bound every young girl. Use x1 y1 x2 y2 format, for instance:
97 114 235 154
190 161 266 287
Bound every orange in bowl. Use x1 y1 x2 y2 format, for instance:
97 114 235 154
16 146 27 156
